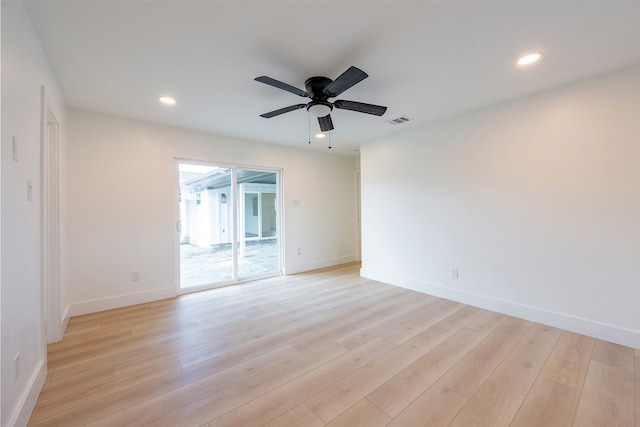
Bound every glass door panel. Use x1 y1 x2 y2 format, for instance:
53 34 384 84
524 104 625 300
179 163 233 289
261 193 277 238
237 169 280 278
244 193 259 238
177 162 281 291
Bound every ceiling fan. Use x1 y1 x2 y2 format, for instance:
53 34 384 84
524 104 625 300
255 66 387 132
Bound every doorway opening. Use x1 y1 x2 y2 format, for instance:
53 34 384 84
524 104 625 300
177 161 281 291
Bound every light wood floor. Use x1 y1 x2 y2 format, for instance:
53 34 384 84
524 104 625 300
30 263 639 426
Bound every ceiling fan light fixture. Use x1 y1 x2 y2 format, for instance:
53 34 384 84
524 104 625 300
307 102 332 117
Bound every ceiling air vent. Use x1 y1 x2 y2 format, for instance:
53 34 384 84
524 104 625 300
386 115 413 125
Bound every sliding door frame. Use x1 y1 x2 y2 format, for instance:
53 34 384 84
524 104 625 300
174 158 283 295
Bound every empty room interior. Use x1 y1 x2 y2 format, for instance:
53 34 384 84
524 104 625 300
2 1 639 426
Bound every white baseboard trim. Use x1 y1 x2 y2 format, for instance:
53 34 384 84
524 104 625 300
69 287 177 317
48 305 72 344
285 255 357 275
9 358 46 427
361 267 640 350
61 304 71 335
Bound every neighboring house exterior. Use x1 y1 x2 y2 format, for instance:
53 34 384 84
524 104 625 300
179 167 277 252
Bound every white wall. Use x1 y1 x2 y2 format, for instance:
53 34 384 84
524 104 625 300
1 2 68 426
361 66 640 349
66 109 358 315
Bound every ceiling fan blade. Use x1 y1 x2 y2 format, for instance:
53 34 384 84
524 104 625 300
323 66 368 98
318 114 334 132
333 100 387 116
260 104 307 118
255 76 311 98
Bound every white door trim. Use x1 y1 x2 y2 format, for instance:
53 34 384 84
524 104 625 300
41 86 62 343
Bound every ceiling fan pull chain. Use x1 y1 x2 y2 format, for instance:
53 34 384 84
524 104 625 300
308 110 311 144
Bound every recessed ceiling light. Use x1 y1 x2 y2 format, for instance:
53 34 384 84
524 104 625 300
159 96 176 105
517 52 543 66
315 133 326 139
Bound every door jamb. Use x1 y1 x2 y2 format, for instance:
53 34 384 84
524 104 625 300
41 86 62 343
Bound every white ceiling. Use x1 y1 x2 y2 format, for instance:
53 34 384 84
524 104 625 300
23 1 640 155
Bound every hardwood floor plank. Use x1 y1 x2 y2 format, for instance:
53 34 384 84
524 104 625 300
366 326 486 417
324 399 391 427
305 305 480 423
30 349 246 426
174 313 295 368
448 380 524 427
142 342 347 427
62 316 101 336
377 299 467 345
287 291 420 353
573 359 635 426
81 345 301 427
243 278 371 322
32 364 116 410
489 323 561 395
56 282 361 377
540 330 594 389
234 286 400 360
334 295 440 350
591 338 635 372
262 404 324 427
114 354 182 377
47 323 133 353
207 338 395 426
47 328 134 367
48 320 235 378
27 265 638 427
510 376 580 427
464 310 507 334
386 383 467 427
438 318 530 397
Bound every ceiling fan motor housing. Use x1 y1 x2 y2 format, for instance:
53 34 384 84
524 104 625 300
305 76 333 99
305 76 334 117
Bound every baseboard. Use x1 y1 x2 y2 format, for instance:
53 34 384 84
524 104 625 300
361 267 640 350
47 305 71 344
9 358 46 427
285 255 357 275
61 304 71 335
69 287 176 317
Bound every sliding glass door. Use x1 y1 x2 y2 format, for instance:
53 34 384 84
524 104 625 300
237 168 279 278
177 161 281 291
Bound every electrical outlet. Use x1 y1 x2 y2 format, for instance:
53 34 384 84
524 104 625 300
132 271 141 281
297 248 303 255
452 268 459 279
14 353 20 382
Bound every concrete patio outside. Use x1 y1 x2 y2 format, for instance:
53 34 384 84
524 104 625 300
180 239 279 288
